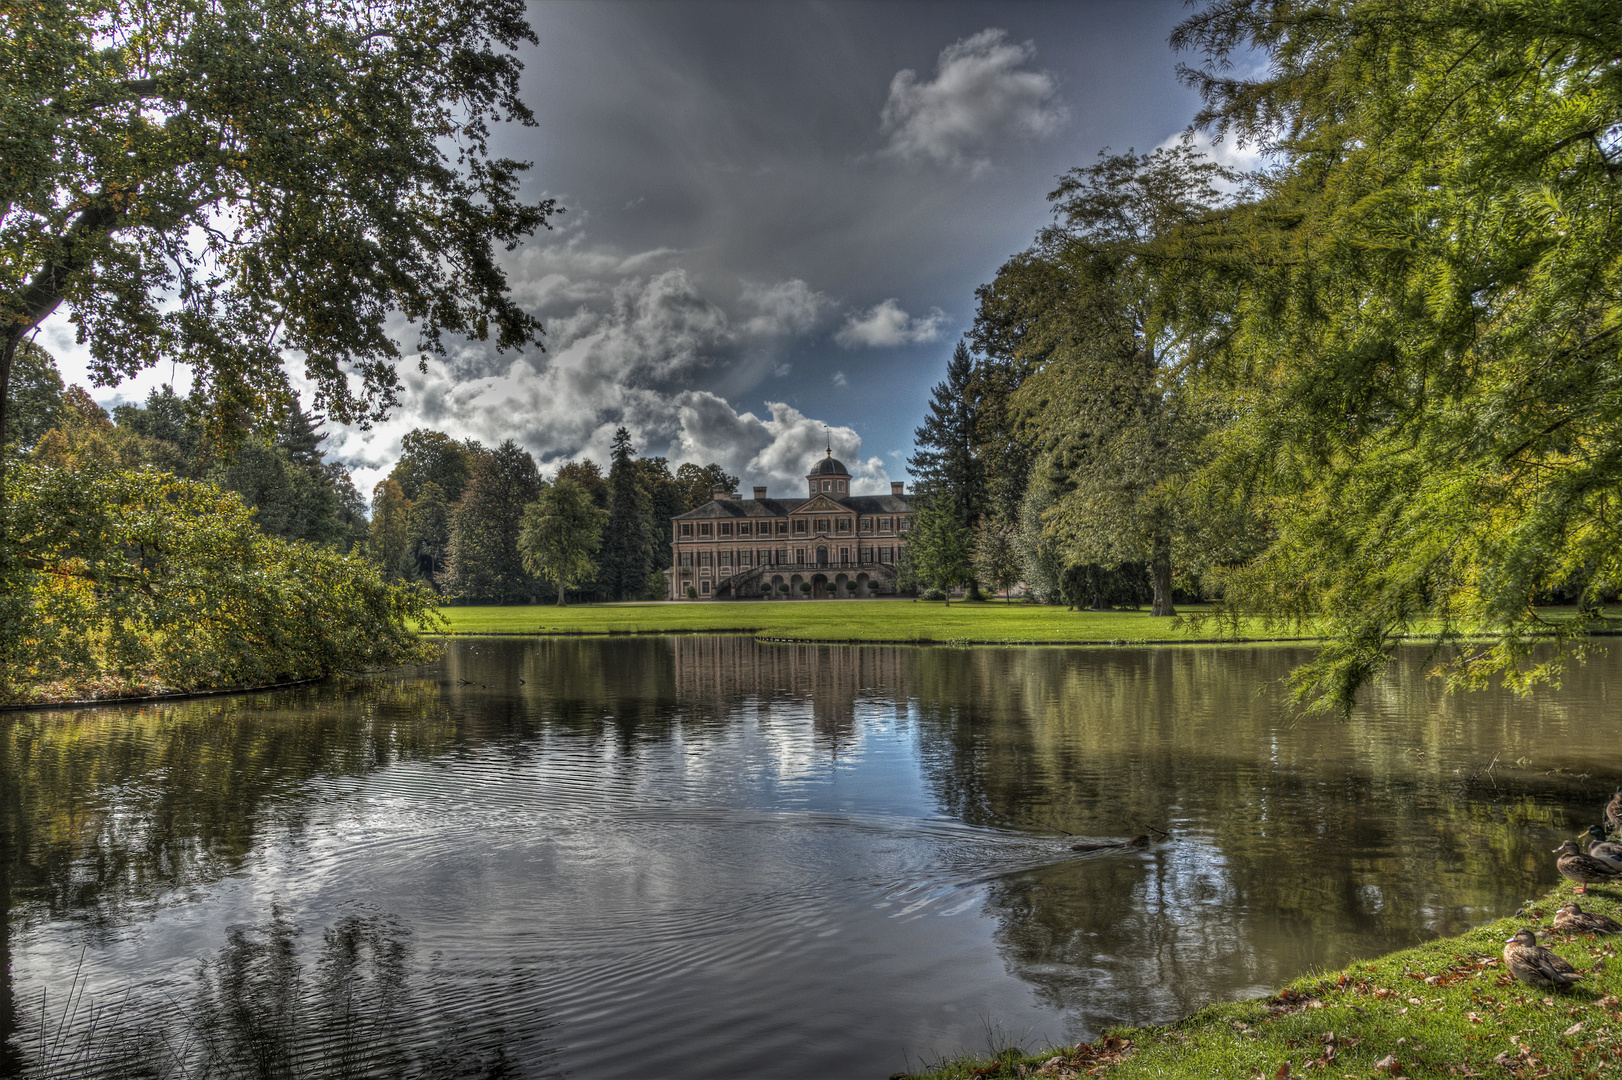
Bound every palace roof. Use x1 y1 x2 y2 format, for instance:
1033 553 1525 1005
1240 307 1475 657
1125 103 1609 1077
673 492 912 521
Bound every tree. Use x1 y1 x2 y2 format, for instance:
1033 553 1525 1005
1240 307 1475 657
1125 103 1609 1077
995 145 1240 617
905 493 975 604
674 462 739 511
1169 0 1622 709
600 428 653 601
390 429 479 504
369 479 411 581
974 518 1020 603
5 340 64 457
403 481 452 586
519 477 608 605
1 459 442 700
910 342 986 544
444 440 540 603
1 0 557 471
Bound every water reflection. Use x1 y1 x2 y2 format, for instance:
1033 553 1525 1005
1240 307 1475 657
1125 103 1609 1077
0 638 1614 1078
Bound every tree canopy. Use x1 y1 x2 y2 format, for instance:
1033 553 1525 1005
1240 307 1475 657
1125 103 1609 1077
1 0 557 453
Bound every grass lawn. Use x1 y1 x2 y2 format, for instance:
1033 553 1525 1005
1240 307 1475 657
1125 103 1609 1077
906 878 1622 1080
423 600 1313 644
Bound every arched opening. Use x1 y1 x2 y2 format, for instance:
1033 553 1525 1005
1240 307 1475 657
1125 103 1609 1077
856 572 870 597
834 573 849 598
811 573 829 598
771 574 785 599
790 573 806 598
816 546 828 568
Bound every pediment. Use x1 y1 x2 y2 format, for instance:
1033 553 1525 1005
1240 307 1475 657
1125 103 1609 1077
797 495 847 513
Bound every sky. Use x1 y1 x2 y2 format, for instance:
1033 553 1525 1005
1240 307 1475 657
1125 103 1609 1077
39 0 1247 500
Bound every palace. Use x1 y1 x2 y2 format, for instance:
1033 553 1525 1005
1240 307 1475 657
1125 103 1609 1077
669 450 914 599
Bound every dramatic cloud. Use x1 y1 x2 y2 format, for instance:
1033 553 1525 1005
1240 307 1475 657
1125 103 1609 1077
834 299 948 349
881 29 1065 171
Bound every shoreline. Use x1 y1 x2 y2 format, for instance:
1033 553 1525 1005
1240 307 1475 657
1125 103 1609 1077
901 877 1622 1079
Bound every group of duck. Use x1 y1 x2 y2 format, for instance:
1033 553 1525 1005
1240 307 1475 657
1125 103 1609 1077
1501 786 1622 989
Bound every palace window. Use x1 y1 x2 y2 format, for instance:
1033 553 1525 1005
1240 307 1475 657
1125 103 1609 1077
700 522 711 536
720 522 731 536
861 518 871 532
793 519 807 534
822 481 832 491
739 550 752 566
860 547 872 563
720 551 731 567
839 547 849 564
796 549 806 565
699 551 712 566
739 522 750 535
880 518 891 532
880 546 893 563
815 518 828 533
837 480 846 492
701 581 710 594
680 552 694 567
777 547 789 563
899 517 911 532
680 523 692 537
777 521 789 534
837 518 850 533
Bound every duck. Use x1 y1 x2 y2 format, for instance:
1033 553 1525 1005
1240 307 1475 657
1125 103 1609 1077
1069 835 1150 853
1607 785 1622 835
1503 928 1584 989
1584 825 1622 871
1554 839 1622 894
1553 900 1622 935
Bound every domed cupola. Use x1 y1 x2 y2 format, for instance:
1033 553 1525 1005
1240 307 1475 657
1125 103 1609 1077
806 442 851 498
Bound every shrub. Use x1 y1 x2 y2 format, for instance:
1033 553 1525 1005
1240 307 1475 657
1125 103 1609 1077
0 461 444 702
685 584 698 599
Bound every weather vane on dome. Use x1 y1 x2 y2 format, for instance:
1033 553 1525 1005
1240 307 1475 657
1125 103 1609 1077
825 425 831 458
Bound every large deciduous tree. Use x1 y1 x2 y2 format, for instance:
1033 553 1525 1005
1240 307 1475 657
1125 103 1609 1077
518 476 608 605
1171 0 1622 709
0 0 557 468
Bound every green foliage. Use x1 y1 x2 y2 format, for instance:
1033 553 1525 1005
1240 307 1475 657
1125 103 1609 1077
911 341 986 534
444 440 540 603
1166 0 1622 708
974 517 1020 601
600 428 654 601
0 0 557 451
518 476 608 605
5 339 63 455
0 460 443 701
905 493 975 603
390 428 480 504
404 480 452 586
370 478 411 582
675 461 740 511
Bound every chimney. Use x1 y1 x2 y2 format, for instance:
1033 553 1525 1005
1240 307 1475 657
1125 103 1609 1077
891 482 904 496
713 487 731 501
753 486 767 500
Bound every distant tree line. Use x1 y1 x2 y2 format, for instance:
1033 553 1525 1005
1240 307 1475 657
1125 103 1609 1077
366 423 737 604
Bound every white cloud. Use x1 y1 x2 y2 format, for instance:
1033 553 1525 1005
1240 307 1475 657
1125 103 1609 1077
831 371 848 388
834 298 947 349
739 278 834 338
881 29 1064 171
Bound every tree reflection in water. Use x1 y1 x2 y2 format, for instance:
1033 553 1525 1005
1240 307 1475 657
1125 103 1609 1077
31 903 530 1078
0 638 1610 1076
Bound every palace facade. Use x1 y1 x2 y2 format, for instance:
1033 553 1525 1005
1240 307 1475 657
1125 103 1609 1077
669 451 914 599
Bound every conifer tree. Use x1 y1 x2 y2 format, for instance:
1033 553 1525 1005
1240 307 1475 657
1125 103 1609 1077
909 341 986 594
601 428 654 601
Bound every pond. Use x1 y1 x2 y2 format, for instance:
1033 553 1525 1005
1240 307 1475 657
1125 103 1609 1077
1 637 1615 1078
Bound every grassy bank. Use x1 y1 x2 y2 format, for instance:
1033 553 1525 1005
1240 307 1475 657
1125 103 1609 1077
424 600 1313 644
906 879 1622 1080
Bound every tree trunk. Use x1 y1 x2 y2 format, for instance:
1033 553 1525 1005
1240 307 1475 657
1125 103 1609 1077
1150 532 1176 617
0 328 17 503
